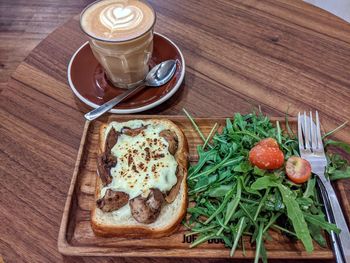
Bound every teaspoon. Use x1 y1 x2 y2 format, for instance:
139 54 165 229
84 59 177 121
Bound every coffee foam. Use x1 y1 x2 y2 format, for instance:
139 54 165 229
81 0 155 42
100 4 143 31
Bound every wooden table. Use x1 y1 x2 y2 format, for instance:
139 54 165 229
1 0 350 262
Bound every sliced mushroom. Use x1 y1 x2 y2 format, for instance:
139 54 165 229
105 128 119 152
97 128 119 186
165 165 183 203
160 130 178 155
129 188 164 224
147 188 164 211
96 189 129 212
97 153 116 186
121 125 147 137
97 147 118 186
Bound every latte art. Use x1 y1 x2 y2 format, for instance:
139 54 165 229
100 5 143 31
80 0 155 41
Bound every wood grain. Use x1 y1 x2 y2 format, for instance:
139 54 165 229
1 0 350 262
58 116 336 259
0 0 93 93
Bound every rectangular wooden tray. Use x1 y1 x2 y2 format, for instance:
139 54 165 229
58 115 334 259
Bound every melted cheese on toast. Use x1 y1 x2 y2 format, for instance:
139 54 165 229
100 120 178 207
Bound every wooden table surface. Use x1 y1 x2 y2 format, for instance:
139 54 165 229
1 0 350 262
0 0 92 93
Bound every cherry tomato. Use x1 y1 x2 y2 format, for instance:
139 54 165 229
257 138 279 149
285 156 312 184
249 145 284 170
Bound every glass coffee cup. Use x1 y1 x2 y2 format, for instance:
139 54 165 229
80 0 156 89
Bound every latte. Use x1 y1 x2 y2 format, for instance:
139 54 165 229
80 0 156 88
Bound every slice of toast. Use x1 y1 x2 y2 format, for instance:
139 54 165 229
91 119 188 238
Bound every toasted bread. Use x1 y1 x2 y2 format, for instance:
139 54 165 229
91 119 188 238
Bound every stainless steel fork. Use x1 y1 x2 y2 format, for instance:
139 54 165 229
298 111 350 263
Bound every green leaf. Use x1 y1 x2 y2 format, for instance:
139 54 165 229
230 217 247 256
303 213 340 234
325 139 350 154
303 177 316 198
183 108 209 146
260 240 268 263
278 184 314 253
187 207 209 217
188 147 217 177
285 110 295 138
189 233 215 248
297 197 313 210
221 156 244 169
323 121 348 139
231 130 261 141
234 113 246 131
230 205 257 221
265 190 285 211
208 184 234 197
226 118 234 133
239 203 258 228
190 149 233 180
204 188 234 225
203 123 218 149
329 167 350 181
254 188 270 221
225 180 242 224
276 121 282 145
254 222 264 263
192 175 209 193
251 175 279 190
253 166 266 177
233 161 253 173
308 222 327 248
220 235 233 248
263 212 281 233
241 177 262 197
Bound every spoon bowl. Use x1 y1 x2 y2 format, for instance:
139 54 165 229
146 60 177 86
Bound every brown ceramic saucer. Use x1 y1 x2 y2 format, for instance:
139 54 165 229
68 32 185 114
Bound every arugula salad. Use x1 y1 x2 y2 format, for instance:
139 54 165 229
183 110 350 262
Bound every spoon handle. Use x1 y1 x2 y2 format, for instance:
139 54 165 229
84 82 146 121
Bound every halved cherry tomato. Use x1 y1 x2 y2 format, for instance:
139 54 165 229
249 145 284 170
257 138 279 149
285 156 312 184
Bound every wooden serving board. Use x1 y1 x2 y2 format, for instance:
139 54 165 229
58 115 335 259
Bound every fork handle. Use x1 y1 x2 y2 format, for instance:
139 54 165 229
317 178 344 263
318 174 350 262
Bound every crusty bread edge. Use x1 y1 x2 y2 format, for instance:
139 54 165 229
91 120 189 238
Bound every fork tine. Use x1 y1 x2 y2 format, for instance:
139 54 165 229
303 111 311 150
315 111 323 149
309 111 317 151
298 112 304 150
